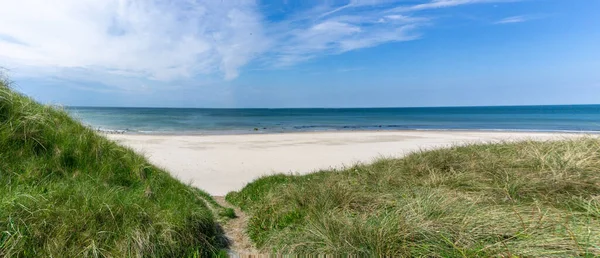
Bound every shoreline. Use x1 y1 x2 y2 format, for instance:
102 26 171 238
99 128 600 136
108 130 588 195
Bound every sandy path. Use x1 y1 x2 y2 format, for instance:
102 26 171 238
213 196 257 256
108 131 581 195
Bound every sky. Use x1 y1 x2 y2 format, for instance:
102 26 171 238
0 0 599 108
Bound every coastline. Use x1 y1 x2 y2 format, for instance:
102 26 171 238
108 130 587 195
98 128 600 136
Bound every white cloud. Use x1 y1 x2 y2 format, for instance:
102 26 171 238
0 0 522 84
0 0 268 81
495 15 529 24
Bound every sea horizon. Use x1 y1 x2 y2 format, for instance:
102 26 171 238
66 104 600 135
68 103 599 110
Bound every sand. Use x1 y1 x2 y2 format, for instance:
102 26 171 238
108 131 582 195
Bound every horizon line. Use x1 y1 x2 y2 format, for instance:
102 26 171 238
64 103 600 110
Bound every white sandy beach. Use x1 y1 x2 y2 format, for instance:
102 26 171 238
109 131 582 195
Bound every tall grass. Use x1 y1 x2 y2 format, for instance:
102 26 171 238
227 138 600 256
0 78 230 256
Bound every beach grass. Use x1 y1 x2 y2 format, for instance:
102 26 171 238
227 138 600 256
0 77 231 256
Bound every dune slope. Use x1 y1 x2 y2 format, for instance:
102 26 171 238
0 79 228 256
228 138 600 256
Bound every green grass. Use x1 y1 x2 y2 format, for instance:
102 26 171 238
0 77 232 256
227 138 600 256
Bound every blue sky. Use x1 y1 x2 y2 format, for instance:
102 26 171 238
1 0 599 108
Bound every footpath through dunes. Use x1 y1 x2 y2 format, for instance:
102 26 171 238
226 138 600 256
213 196 259 256
0 79 233 256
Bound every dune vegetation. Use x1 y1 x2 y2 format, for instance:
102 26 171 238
227 138 600 257
0 77 233 256
2 73 599 257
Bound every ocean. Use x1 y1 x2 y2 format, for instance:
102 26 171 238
66 105 600 135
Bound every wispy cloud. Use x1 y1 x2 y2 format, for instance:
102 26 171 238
263 0 521 67
266 5 427 67
495 15 531 24
388 0 520 12
0 0 522 85
337 67 366 73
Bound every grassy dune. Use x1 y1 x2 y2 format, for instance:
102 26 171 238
227 139 600 256
0 78 231 256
